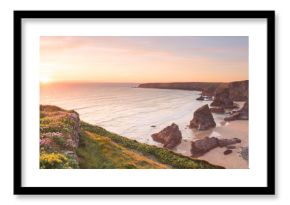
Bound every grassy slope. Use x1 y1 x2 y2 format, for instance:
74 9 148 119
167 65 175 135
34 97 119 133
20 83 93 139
77 130 168 169
40 105 224 169
40 105 80 169
79 122 223 169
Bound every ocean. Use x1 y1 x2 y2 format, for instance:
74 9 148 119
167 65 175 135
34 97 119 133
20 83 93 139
40 83 228 149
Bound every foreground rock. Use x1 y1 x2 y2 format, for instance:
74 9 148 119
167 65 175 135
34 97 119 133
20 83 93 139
210 88 235 109
151 123 182 149
191 137 242 157
189 104 216 130
224 101 248 121
191 137 219 157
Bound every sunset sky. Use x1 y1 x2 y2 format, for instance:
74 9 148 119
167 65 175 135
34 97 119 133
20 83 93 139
40 36 248 83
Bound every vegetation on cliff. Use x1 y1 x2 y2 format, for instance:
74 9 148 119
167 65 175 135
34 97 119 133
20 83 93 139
40 105 223 169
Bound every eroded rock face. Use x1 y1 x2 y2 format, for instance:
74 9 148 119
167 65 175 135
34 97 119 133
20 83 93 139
191 137 242 157
189 104 216 130
218 138 241 147
228 80 248 101
151 123 182 149
191 137 219 157
224 101 248 121
210 88 235 109
210 107 225 114
239 101 248 120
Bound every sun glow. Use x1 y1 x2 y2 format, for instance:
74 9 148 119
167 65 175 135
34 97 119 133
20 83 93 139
40 75 51 84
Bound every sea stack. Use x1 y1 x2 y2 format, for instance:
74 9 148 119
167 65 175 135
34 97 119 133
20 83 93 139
189 104 216 130
210 88 235 109
151 123 182 149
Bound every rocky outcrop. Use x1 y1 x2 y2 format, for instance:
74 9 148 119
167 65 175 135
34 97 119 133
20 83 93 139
191 137 242 157
228 80 248 101
210 107 225 114
191 137 219 157
224 101 248 121
151 123 182 149
218 138 241 147
239 101 248 119
210 88 235 109
189 104 216 130
138 80 248 101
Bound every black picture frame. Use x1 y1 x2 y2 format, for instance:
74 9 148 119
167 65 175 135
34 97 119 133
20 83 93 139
14 10 275 195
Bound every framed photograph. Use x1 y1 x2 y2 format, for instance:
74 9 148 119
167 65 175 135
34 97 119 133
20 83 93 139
14 10 275 195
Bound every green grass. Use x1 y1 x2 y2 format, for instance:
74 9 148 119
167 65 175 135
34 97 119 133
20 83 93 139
80 122 224 169
77 131 168 169
40 105 80 169
40 105 224 169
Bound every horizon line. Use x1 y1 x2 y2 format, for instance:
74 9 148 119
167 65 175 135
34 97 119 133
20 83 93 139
40 79 249 85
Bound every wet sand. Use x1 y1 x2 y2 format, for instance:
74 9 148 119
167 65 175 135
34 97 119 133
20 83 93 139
174 120 248 169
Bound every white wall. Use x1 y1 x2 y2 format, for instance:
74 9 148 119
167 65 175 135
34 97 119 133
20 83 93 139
0 0 287 204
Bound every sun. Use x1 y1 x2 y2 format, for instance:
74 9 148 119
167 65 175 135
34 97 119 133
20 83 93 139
40 75 51 84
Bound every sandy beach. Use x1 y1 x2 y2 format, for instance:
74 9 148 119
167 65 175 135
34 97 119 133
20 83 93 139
174 120 248 169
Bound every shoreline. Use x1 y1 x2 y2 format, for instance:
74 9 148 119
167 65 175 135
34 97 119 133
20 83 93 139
174 120 248 169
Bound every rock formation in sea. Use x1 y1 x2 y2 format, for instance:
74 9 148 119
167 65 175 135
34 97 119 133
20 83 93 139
210 88 235 109
228 80 249 101
210 107 225 114
191 136 242 157
189 104 216 130
224 101 248 121
151 123 182 149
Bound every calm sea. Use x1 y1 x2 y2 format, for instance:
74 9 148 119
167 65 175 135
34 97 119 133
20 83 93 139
40 83 227 149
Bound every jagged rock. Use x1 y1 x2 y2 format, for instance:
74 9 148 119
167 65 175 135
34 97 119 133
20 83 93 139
151 123 182 149
224 150 233 155
228 80 248 101
191 137 242 157
210 107 225 114
189 104 216 130
224 101 248 121
191 137 219 157
210 88 234 109
201 86 216 97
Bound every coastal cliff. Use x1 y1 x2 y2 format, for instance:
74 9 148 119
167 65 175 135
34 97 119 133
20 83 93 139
138 80 248 101
40 105 223 169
